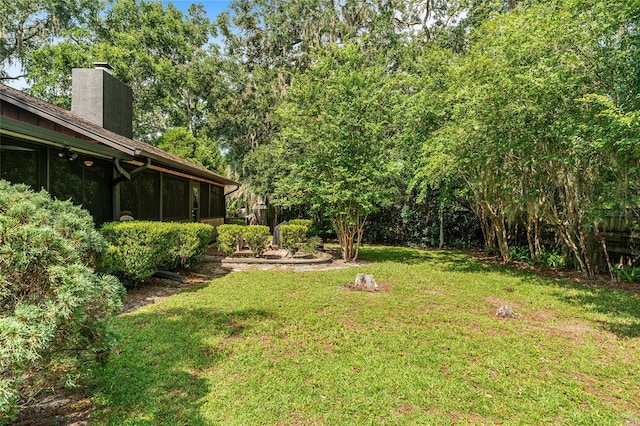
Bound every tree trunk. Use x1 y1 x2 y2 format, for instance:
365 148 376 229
594 223 616 282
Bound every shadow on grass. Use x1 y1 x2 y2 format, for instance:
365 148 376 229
555 287 640 338
90 307 274 425
358 245 434 264
438 250 640 339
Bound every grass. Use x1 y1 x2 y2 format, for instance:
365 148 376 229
89 246 640 425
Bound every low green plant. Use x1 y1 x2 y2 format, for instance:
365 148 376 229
301 236 322 254
242 225 270 256
0 181 124 423
216 224 245 255
540 249 569 268
509 246 531 262
226 218 247 226
280 224 308 253
615 266 640 282
101 222 212 285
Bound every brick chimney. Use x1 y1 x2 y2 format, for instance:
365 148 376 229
71 63 133 139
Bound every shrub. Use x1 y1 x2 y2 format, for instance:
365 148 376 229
0 181 124 422
615 266 640 282
242 225 270 256
226 218 247 226
540 249 570 268
289 219 312 230
216 224 245 255
101 221 213 285
280 225 308 253
509 246 531 262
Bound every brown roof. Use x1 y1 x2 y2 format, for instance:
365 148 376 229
0 83 240 186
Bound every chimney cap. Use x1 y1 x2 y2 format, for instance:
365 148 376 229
93 62 114 73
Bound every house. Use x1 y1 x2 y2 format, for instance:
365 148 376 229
0 63 239 228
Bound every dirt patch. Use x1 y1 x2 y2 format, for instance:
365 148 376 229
14 395 93 426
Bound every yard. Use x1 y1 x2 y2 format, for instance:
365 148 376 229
88 246 639 425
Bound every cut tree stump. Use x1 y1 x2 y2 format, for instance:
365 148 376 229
352 274 379 292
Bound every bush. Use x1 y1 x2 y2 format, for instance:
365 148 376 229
509 246 531 262
280 225 308 253
242 225 270 256
615 266 640 282
101 221 213 285
0 181 124 422
289 219 312 230
216 224 245 255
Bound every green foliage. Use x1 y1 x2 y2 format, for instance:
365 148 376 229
241 225 270 256
101 221 212 285
0 181 124 422
23 0 214 138
509 246 531 262
279 225 308 253
156 127 223 173
216 224 245 255
540 249 570 269
614 266 640 283
288 219 312 229
273 42 407 261
0 0 100 78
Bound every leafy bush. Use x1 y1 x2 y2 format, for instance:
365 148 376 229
540 249 570 268
509 246 531 262
280 225 308 253
0 181 124 422
226 218 247 226
242 225 270 256
289 219 312 230
216 224 245 255
101 221 212 285
615 266 640 282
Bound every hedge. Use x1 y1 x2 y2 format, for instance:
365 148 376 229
0 181 124 422
216 225 271 256
101 221 213 285
280 224 309 253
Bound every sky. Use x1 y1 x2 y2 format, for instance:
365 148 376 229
163 0 232 19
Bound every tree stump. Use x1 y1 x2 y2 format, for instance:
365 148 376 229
496 304 515 318
353 274 378 292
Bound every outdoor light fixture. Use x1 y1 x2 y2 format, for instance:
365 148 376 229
83 160 94 167
58 148 78 161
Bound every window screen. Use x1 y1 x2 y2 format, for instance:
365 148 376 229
162 174 190 221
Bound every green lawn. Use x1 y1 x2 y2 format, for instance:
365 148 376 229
89 246 640 425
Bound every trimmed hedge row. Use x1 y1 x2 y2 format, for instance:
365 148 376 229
101 221 213 285
216 224 270 256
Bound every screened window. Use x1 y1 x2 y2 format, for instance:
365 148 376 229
210 185 225 218
49 150 111 225
162 174 190 221
0 138 44 189
120 170 160 220
200 183 210 218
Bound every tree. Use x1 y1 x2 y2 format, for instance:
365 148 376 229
156 127 223 172
22 0 214 140
0 0 101 80
272 44 406 261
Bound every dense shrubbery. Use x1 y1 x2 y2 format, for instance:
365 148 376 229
0 181 124 423
216 224 270 256
216 224 245 255
280 225 309 253
288 219 312 229
242 226 270 256
101 221 212 285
